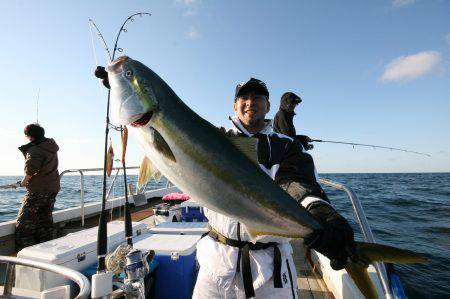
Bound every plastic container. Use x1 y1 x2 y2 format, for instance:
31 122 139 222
148 221 209 235
133 233 201 299
181 206 207 222
153 203 182 225
179 200 207 222
15 221 147 292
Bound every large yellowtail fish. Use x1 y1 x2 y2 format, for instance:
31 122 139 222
106 56 426 298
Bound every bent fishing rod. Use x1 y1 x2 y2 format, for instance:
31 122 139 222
0 181 21 189
89 12 151 272
309 138 431 157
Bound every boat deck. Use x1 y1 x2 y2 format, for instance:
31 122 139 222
291 239 333 298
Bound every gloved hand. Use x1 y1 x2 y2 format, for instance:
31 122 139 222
296 135 314 151
94 66 110 89
304 204 357 270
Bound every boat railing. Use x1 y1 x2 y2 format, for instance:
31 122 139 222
319 178 393 299
59 166 139 227
0 255 90 298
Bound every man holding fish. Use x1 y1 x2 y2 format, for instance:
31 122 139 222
97 57 424 299
192 78 356 298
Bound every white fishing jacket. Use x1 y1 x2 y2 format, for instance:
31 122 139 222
196 117 327 291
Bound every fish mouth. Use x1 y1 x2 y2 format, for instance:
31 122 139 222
130 111 153 127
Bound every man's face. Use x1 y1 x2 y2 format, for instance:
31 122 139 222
287 101 299 112
234 92 270 131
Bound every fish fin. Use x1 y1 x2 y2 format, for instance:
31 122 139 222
343 242 427 298
245 227 303 240
345 262 378 299
138 156 155 190
227 137 259 164
149 127 176 162
153 170 162 183
356 242 428 264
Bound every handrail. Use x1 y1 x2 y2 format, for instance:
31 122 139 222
0 255 90 298
59 166 139 226
319 178 393 299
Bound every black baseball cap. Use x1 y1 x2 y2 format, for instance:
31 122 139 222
235 78 269 99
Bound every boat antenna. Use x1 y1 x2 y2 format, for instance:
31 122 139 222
89 12 151 273
36 88 39 124
310 139 431 157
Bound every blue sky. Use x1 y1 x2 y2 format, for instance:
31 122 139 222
1 0 449 175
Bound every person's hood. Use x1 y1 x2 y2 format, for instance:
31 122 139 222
19 138 59 156
280 92 301 112
229 116 273 136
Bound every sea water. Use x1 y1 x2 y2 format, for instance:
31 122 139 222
0 173 449 298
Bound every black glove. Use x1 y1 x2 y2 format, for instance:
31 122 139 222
304 204 357 270
94 66 110 89
296 135 314 151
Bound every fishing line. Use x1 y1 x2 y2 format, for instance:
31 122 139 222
88 19 112 62
310 139 431 157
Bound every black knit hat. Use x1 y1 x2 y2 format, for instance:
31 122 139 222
235 78 269 99
281 92 302 104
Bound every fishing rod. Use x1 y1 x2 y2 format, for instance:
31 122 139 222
89 12 151 273
121 126 133 246
310 138 431 157
0 181 21 189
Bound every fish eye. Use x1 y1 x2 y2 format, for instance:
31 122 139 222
125 70 133 77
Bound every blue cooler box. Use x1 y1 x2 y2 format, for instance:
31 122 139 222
133 233 201 299
181 206 207 222
179 200 207 222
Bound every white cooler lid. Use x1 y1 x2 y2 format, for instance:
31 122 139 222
133 233 201 256
179 199 203 208
148 222 209 235
18 221 147 264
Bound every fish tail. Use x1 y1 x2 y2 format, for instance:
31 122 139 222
345 242 427 298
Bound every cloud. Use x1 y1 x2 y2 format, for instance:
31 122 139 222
392 0 416 7
380 51 442 82
59 137 92 145
445 34 450 45
183 9 196 17
177 0 196 5
0 128 22 140
175 0 200 16
185 27 200 40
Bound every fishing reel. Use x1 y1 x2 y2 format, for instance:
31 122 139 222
106 244 132 274
108 245 154 299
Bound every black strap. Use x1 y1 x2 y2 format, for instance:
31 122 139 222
237 222 241 273
241 244 255 298
207 227 283 297
273 246 282 288
286 258 296 298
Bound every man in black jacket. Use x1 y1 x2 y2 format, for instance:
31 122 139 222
273 92 313 151
273 92 301 138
